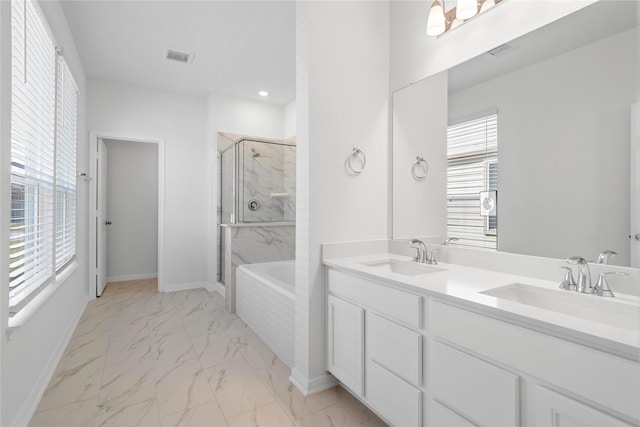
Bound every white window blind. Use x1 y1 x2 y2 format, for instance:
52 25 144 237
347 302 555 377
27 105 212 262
447 113 498 249
55 57 78 271
9 0 78 315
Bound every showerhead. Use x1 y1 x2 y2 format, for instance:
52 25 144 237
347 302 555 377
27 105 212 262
251 148 261 158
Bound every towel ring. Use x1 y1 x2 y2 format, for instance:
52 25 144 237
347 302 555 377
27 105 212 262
348 147 366 174
412 156 428 180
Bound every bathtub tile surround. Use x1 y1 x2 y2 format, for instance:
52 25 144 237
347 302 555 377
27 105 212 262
28 278 385 427
223 223 295 312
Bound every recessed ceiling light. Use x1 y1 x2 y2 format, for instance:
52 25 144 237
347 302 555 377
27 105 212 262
258 91 269 97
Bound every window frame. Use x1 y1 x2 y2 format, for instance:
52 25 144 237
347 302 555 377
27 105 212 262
446 112 498 250
8 0 78 319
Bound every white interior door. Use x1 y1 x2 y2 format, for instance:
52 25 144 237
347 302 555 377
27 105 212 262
96 139 108 296
631 104 639 268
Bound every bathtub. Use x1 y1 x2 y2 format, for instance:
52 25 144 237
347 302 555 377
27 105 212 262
236 260 295 368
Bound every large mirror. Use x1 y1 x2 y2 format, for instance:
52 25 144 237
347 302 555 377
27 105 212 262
392 0 639 267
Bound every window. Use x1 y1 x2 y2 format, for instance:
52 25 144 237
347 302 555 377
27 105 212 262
9 0 78 316
446 113 498 249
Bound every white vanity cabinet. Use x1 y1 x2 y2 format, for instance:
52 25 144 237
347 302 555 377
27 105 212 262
326 266 640 427
327 269 424 426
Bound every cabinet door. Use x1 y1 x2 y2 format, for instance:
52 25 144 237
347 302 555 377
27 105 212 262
535 386 635 427
327 295 364 396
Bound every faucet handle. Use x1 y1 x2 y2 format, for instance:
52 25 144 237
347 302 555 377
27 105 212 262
559 267 576 291
411 246 422 262
425 249 438 265
593 272 628 297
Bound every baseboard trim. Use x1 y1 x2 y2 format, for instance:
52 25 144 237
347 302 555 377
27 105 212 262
106 273 157 283
205 281 225 298
160 281 207 293
10 295 89 427
289 369 338 396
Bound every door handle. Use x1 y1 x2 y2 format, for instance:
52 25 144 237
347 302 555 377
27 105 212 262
105 220 112 226
636 233 640 241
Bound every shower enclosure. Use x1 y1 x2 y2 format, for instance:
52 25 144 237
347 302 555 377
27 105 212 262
220 139 296 225
218 138 296 288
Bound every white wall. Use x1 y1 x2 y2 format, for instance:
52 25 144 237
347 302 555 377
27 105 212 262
392 72 447 240
293 0 390 393
88 78 208 291
1 1 89 425
207 93 284 141
390 0 597 91
284 100 296 140
104 140 159 281
449 28 638 265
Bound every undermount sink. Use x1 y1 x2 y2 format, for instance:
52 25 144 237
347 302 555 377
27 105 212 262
481 283 639 330
359 259 445 277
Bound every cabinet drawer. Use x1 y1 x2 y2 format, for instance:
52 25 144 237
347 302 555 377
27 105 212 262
366 361 422 427
367 312 422 386
328 268 422 328
431 340 519 426
430 400 476 427
534 386 634 427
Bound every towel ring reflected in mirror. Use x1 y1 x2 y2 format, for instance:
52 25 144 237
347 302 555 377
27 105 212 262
348 147 366 175
412 156 428 180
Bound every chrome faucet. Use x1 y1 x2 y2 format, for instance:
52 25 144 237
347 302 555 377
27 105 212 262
410 239 438 265
443 237 459 246
566 256 592 293
597 250 617 264
410 239 427 263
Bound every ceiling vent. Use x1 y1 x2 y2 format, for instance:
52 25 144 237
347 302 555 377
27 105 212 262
164 48 195 64
487 43 514 57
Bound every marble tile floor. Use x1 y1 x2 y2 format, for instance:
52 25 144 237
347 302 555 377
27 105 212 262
29 278 387 427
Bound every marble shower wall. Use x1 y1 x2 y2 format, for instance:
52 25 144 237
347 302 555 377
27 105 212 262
283 146 296 222
239 141 296 223
223 224 296 312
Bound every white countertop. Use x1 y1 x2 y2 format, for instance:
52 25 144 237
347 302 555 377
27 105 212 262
324 252 640 359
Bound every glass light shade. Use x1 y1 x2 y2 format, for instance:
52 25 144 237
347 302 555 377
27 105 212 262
426 0 446 36
479 0 495 13
450 18 464 30
456 0 478 20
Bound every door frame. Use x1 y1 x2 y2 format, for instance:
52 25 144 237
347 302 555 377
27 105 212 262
89 131 166 297
631 104 639 267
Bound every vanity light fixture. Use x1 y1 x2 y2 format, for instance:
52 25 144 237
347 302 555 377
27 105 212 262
258 90 269 97
426 0 502 37
426 0 446 36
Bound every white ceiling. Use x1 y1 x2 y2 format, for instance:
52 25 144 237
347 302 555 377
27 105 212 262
61 1 296 106
448 0 638 93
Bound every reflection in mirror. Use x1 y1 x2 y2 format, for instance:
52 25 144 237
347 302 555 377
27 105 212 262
392 1 639 267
